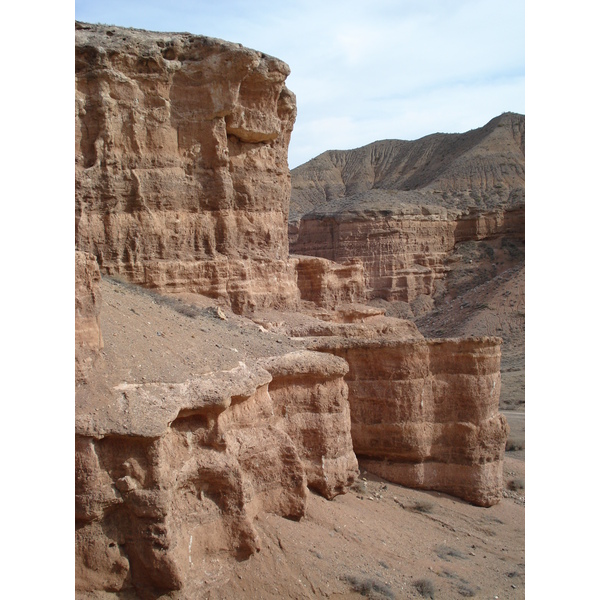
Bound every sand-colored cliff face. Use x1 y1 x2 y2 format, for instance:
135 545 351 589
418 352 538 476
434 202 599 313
75 250 104 381
290 113 525 308
75 354 357 594
310 336 507 507
292 205 524 303
75 23 518 598
292 204 456 302
258 352 359 499
75 23 299 314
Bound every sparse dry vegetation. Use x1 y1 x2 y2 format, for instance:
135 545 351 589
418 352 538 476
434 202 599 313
414 578 435 598
341 574 395 599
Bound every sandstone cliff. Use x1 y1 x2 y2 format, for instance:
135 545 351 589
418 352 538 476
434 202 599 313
75 250 104 382
76 22 299 314
290 114 524 306
290 115 525 408
75 22 514 599
309 335 508 507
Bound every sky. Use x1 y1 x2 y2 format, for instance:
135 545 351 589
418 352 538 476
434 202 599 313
4 3 600 598
74 0 525 168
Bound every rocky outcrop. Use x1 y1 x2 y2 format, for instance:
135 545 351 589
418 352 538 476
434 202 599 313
74 23 514 599
292 255 366 308
309 336 508 506
292 201 456 303
292 197 525 305
258 351 358 499
75 251 104 382
290 113 525 308
75 22 299 314
75 356 357 595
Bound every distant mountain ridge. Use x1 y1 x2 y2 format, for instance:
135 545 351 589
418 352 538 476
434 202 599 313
290 112 524 224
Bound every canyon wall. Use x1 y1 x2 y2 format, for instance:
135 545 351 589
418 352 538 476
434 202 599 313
309 336 507 506
75 250 104 382
75 357 357 595
75 22 299 314
292 203 524 303
74 23 513 598
291 255 366 308
290 112 525 308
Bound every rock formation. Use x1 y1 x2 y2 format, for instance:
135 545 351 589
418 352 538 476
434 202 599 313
75 22 299 314
309 335 507 506
290 114 525 407
76 355 356 594
289 112 524 304
74 22 513 599
258 351 359 499
292 255 366 309
75 250 104 381
292 200 524 304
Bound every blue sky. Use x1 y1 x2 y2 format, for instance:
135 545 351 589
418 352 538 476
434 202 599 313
74 0 524 168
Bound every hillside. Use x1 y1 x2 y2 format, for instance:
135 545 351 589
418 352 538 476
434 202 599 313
290 112 524 225
290 114 525 410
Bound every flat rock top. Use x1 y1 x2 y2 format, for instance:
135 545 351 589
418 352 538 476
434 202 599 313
75 21 290 73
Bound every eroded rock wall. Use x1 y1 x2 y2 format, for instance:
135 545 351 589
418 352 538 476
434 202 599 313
292 208 455 302
291 255 366 308
76 356 357 595
309 336 508 506
75 250 104 382
75 22 299 314
292 205 524 305
258 351 358 499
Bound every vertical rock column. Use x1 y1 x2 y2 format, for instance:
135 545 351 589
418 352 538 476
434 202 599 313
310 337 508 506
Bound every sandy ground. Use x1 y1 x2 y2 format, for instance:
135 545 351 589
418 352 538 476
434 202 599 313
199 452 524 600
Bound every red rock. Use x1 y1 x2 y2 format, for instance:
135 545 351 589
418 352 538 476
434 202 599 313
309 336 508 506
75 23 299 314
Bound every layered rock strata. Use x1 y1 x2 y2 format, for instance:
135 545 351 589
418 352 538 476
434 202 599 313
258 351 359 499
75 250 104 382
75 22 299 314
76 356 357 594
309 336 508 506
292 203 524 304
290 113 525 307
292 255 366 308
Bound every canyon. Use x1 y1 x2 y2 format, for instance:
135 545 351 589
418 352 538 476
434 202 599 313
75 22 523 599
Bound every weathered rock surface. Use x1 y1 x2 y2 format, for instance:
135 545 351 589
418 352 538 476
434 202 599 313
291 198 524 305
258 351 358 499
292 255 366 308
75 250 104 382
75 22 299 314
290 115 525 408
76 356 356 595
74 22 516 599
309 336 508 506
